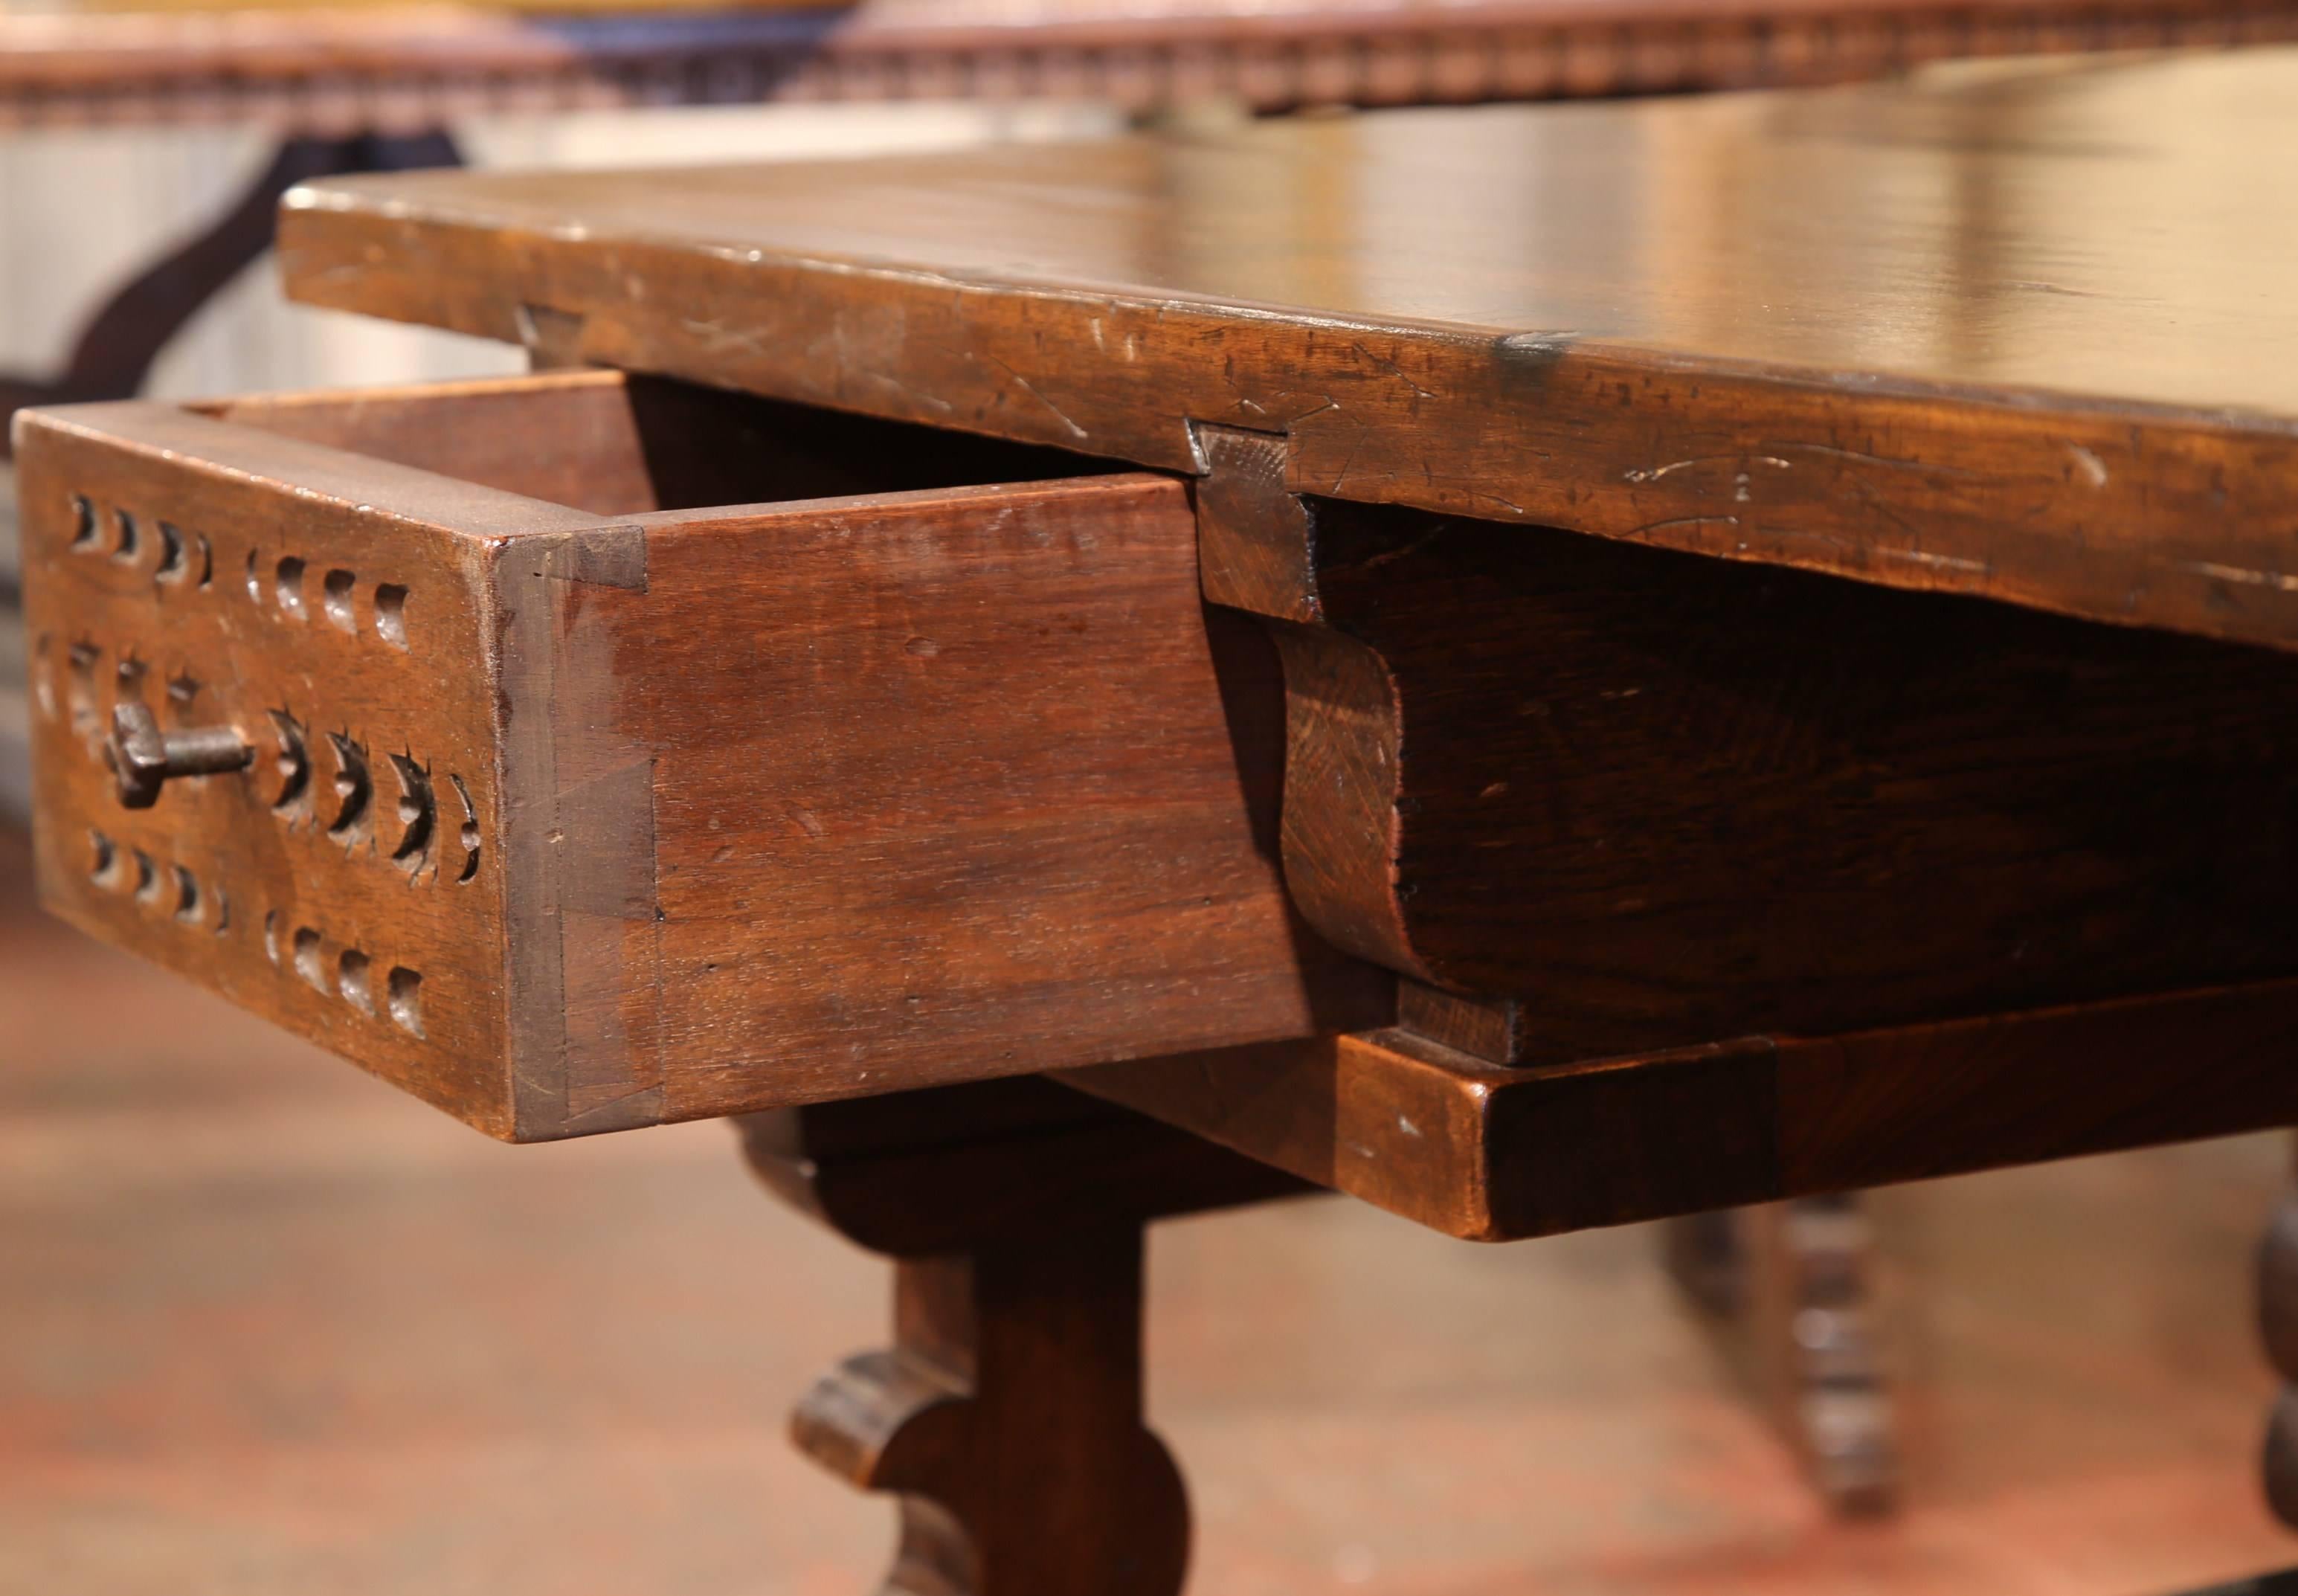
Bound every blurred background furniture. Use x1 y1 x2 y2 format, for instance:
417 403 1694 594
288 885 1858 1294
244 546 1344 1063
1667 1194 1895 1512
12 0 2298 138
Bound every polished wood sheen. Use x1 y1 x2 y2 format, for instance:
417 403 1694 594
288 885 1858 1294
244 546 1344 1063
284 47 2298 653
1064 977 2298 1240
1207 489 2298 1061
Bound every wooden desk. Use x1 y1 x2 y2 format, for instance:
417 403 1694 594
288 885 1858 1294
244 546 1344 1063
22 44 2298 1590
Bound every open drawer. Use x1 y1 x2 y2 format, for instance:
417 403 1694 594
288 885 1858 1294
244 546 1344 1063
15 370 1385 1139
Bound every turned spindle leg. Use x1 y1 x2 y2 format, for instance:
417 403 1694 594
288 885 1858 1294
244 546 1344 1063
1388 981 1903 1516
1664 1195 1899 1516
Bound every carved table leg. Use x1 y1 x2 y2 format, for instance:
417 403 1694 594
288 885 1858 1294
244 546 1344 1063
795 1226 1188 1596
742 1076 1311 1596
1664 1195 1899 1516
2259 1177 2298 1526
0 129 463 456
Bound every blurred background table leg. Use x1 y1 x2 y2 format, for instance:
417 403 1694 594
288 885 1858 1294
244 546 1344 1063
1666 1197 1899 1517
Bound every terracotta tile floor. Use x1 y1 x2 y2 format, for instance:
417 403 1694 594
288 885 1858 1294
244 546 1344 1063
2 824 2294 1595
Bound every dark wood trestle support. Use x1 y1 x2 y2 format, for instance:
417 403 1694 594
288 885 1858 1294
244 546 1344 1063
741 1079 1309 1596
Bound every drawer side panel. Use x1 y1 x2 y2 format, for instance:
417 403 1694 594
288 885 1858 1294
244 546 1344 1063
501 474 1387 1129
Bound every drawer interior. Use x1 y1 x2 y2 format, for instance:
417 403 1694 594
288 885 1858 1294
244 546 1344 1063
191 367 1120 516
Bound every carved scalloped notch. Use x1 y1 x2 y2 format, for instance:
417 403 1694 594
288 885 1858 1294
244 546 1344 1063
326 733 372 847
448 773 480 883
65 641 100 751
269 709 312 823
387 967 424 1037
387 754 434 875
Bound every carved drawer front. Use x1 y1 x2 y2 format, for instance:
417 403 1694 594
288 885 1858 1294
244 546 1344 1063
16 370 1381 1140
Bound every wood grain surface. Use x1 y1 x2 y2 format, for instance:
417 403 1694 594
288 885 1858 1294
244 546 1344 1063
746 1078 1305 1593
791 1226 1194 1596
17 370 1384 1139
1214 492 2298 1058
16 394 561 1136
1065 977 2298 1241
283 46 2298 652
741 1075 1314 1258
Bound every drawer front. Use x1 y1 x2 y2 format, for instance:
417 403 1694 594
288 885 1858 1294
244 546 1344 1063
17 373 1384 1139
21 401 521 1127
